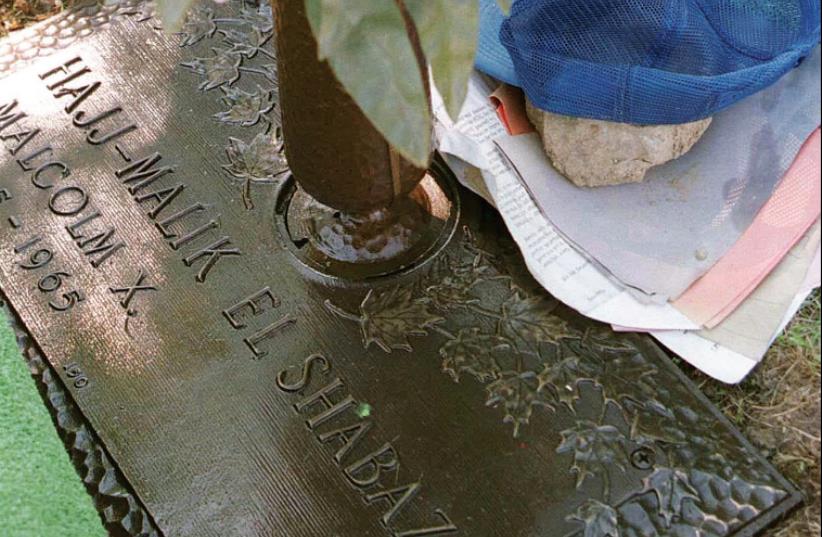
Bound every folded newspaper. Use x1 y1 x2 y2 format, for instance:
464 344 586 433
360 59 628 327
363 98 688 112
433 67 820 384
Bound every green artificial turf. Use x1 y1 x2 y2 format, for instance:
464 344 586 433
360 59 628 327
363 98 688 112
0 312 105 537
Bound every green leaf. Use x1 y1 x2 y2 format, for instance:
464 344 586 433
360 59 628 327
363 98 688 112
305 0 431 167
156 0 198 33
406 0 479 120
496 0 513 15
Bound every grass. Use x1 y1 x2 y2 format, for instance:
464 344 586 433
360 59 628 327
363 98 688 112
0 317 106 537
1 2 98 534
780 292 821 361
0 0 73 36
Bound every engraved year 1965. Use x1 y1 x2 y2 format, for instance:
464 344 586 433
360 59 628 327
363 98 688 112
13 234 85 312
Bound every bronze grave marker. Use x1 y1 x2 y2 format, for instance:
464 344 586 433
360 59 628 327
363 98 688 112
0 2 802 536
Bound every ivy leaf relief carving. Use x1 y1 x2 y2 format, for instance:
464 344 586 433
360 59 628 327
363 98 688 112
629 401 685 446
486 371 555 437
537 355 597 412
356 287 444 353
223 132 288 209
220 27 272 59
178 6 216 46
498 291 571 350
120 2 158 24
642 468 700 527
595 354 659 411
224 132 288 182
582 326 639 354
423 254 488 310
440 328 509 383
237 63 281 92
182 48 242 91
215 86 275 127
239 2 275 34
557 421 629 489
568 500 620 537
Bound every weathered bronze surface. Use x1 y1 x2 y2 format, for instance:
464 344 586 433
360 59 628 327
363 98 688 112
0 2 802 537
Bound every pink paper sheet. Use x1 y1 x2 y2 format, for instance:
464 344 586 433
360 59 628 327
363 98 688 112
490 84 534 136
674 129 821 328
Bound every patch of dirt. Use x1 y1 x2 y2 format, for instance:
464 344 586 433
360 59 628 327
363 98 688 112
0 0 75 36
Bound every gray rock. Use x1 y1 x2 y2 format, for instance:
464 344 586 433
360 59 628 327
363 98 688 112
525 100 712 187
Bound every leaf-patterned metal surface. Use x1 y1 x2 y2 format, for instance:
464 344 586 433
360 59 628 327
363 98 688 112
178 6 216 46
498 291 571 349
486 370 556 436
223 132 287 181
181 47 242 90
439 327 508 382
327 225 800 535
642 468 702 527
537 354 595 411
215 85 274 126
177 2 286 207
570 500 620 537
558 421 630 493
326 287 444 353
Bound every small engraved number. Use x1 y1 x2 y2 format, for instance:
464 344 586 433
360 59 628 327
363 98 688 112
49 290 85 312
38 271 70 293
63 362 89 390
12 237 86 313
20 248 53 270
14 235 41 254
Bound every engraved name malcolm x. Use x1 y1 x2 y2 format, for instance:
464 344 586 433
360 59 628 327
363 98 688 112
0 55 245 284
109 268 157 336
277 354 458 537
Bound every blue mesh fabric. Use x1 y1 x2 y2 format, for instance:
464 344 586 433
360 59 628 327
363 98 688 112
477 0 520 85
476 0 820 124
